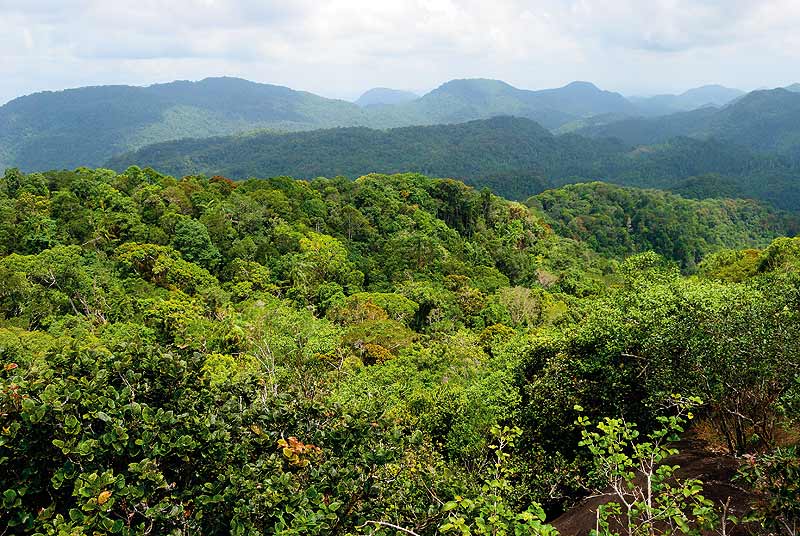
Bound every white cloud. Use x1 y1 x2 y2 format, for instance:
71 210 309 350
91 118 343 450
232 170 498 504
0 0 798 104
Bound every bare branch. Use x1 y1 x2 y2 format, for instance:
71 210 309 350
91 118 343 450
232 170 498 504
358 520 422 536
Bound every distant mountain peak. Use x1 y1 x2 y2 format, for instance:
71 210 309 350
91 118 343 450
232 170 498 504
432 78 516 94
355 87 418 107
439 78 512 86
683 83 736 92
679 84 744 100
631 84 745 116
737 87 794 101
156 76 266 88
562 81 601 91
198 76 250 83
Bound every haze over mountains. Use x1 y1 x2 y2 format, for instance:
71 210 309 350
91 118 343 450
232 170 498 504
575 87 800 155
355 88 419 107
0 77 374 171
629 85 745 116
0 75 772 172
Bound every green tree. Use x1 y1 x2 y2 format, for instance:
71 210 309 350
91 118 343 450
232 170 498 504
171 217 221 269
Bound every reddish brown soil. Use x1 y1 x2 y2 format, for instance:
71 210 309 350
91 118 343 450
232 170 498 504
551 440 760 535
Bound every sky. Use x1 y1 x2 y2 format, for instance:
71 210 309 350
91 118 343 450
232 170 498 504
1 0 799 105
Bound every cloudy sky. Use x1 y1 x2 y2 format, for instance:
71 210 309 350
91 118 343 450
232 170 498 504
1 0 798 104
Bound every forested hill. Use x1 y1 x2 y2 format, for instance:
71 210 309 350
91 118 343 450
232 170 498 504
576 87 800 156
380 79 637 129
3 166 800 534
0 77 374 171
106 117 620 198
528 181 797 269
0 166 791 276
0 77 640 172
108 116 800 210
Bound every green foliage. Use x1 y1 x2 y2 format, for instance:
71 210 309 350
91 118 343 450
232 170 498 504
696 248 760 282
530 182 793 269
0 336 411 534
439 425 558 536
115 242 219 297
290 231 364 305
738 447 800 534
172 217 221 269
0 167 797 534
328 292 419 326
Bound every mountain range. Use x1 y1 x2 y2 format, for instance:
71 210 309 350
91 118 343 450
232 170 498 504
0 76 761 172
629 85 745 116
386 79 637 129
575 88 800 156
0 77 374 171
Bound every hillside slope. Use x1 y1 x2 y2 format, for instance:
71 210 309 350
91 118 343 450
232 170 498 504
578 88 800 156
379 79 637 129
107 117 625 196
0 77 373 171
528 181 796 268
108 116 800 210
631 84 744 116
